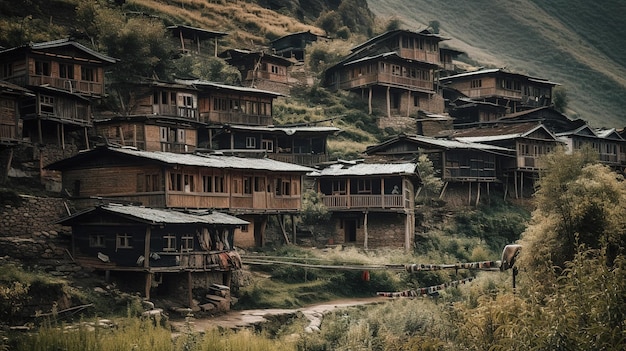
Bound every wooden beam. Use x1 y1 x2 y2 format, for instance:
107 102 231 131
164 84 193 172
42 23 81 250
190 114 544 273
363 210 369 250
368 87 373 115
291 214 296 245
145 272 151 300
386 86 391 117
187 271 193 307
144 226 151 268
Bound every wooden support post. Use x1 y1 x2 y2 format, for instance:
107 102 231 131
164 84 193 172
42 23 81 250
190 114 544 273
38 119 43 144
187 271 193 307
439 181 449 199
179 30 185 52
84 126 89 149
475 183 481 206
406 90 411 117
514 171 519 199
520 172 524 198
368 87 373 115
145 273 152 300
386 86 391 117
291 214 297 245
278 214 290 244
468 182 472 205
404 210 411 252
61 125 65 150
144 227 151 268
0 148 13 184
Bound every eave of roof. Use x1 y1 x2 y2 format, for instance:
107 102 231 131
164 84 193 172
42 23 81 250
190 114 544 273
176 79 284 97
0 38 118 64
309 162 417 177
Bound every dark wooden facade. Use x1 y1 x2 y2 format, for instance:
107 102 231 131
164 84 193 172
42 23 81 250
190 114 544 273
219 49 293 91
0 81 30 144
207 124 340 166
0 39 117 98
270 30 321 62
557 126 626 168
58 204 247 306
310 161 417 250
178 79 281 127
440 69 558 114
46 146 313 247
167 25 227 57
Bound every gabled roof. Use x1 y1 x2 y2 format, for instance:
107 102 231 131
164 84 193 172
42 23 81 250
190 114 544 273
595 128 625 141
350 29 448 54
309 161 417 177
440 68 559 86
58 203 248 226
270 30 322 44
452 123 559 143
166 25 228 39
365 134 513 155
0 38 118 64
555 125 598 138
46 146 314 173
218 49 294 66
176 79 284 97
221 124 341 135
344 52 439 68
0 80 33 96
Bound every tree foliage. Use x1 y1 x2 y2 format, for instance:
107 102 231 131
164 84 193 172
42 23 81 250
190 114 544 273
415 154 443 204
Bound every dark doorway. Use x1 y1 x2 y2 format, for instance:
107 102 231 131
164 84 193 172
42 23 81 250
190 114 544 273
344 219 357 242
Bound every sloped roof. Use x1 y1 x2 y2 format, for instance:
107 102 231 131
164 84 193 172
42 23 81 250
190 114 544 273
440 68 559 86
46 146 315 173
176 79 284 97
0 38 118 64
452 123 558 143
350 29 448 54
222 124 341 135
344 52 439 68
58 203 248 226
309 162 417 177
365 134 513 154
595 128 625 140
166 25 228 39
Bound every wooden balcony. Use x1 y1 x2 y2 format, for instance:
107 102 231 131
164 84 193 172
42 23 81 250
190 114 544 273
28 76 104 96
269 153 329 166
245 70 288 83
466 87 522 99
200 111 272 126
397 49 440 64
322 194 404 209
155 105 198 119
339 72 433 91
160 142 195 153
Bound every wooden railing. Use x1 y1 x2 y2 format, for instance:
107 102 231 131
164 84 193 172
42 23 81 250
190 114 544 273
200 111 272 126
269 153 329 166
340 72 433 91
28 76 104 96
154 105 198 119
322 194 404 209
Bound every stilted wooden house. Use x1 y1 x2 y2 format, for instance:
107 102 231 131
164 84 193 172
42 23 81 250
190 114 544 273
322 29 448 132
0 39 117 178
364 134 514 204
45 145 314 248
94 80 201 153
0 81 32 183
269 30 321 62
557 126 626 169
447 97 508 128
308 160 418 250
57 203 247 308
206 124 340 166
176 79 282 129
219 49 294 95
167 25 227 57
439 68 559 114
452 122 562 198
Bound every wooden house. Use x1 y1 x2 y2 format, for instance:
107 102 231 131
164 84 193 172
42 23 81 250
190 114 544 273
94 80 201 153
322 29 448 131
219 49 294 95
365 134 514 204
167 25 227 57
0 39 117 97
563 127 625 169
57 203 247 308
308 160 418 250
439 46 464 75
452 122 562 197
206 124 341 166
177 79 282 128
0 81 32 183
447 97 508 127
269 30 321 62
497 106 586 134
439 68 558 114
45 145 314 248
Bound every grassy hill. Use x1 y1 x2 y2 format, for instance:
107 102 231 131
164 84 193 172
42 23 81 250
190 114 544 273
367 0 626 128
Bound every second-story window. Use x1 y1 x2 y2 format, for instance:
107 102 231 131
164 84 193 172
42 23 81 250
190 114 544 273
332 180 346 195
89 234 106 248
181 235 194 252
246 137 256 148
163 234 176 252
2 63 13 78
357 179 372 194
471 79 482 88
262 139 273 152
39 95 54 114
59 63 74 79
244 176 252 194
35 61 50 76
116 233 133 249
81 66 97 82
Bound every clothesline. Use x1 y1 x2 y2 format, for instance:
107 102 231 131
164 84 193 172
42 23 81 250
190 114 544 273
377 277 475 298
405 260 502 272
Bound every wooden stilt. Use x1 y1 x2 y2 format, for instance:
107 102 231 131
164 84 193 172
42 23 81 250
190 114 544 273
145 272 152 300
187 271 193 307
439 181 449 199
363 210 369 250
514 171 519 199
475 183 481 206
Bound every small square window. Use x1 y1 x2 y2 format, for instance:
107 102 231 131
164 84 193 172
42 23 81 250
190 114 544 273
116 234 133 249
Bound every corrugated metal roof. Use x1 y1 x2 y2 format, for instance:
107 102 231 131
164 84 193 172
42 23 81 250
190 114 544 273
440 68 557 86
176 79 284 97
112 147 315 172
24 39 118 63
101 204 248 225
226 125 341 134
406 135 513 152
310 162 416 177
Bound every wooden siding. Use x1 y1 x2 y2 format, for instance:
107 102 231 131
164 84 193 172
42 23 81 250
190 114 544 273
339 61 433 91
197 92 274 126
21 93 91 125
19 58 105 96
0 96 19 140
322 194 403 209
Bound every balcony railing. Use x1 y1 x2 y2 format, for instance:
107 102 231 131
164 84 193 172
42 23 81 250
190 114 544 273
339 72 433 91
322 194 404 209
200 111 272 126
269 153 329 166
28 76 104 96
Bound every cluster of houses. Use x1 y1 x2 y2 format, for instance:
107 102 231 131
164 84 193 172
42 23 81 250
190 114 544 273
1 23 624 308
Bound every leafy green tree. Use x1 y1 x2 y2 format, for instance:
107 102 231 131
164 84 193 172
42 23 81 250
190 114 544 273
300 189 330 225
415 154 443 204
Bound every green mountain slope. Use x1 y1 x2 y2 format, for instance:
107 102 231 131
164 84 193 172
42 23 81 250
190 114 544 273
367 0 626 128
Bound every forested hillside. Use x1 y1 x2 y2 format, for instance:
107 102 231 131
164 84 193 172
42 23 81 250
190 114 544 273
368 0 626 128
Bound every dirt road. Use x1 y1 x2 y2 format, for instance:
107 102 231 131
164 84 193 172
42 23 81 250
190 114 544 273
171 296 388 333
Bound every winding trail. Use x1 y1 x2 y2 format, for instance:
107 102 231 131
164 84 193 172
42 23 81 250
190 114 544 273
171 296 387 333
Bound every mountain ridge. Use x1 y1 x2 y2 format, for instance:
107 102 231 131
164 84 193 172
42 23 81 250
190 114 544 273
367 0 626 129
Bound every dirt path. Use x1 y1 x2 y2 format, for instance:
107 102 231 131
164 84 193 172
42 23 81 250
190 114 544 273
171 296 387 333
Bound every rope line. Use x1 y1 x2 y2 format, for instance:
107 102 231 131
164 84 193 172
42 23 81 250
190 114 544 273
377 277 475 298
